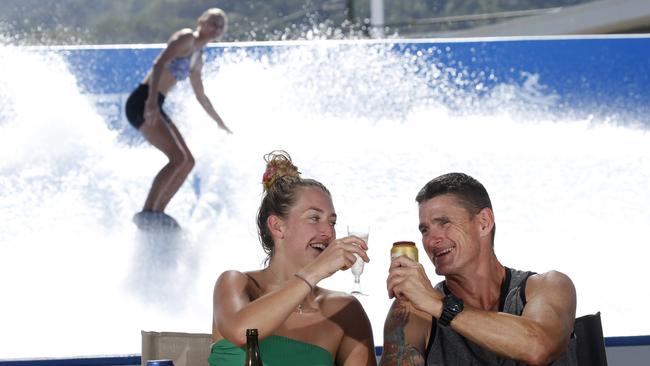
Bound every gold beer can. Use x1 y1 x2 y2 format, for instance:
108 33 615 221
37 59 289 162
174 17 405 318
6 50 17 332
391 241 418 262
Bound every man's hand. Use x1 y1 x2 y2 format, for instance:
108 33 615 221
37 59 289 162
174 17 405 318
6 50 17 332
387 255 442 316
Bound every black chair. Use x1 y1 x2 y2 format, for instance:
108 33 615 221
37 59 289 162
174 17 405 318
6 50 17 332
574 312 608 366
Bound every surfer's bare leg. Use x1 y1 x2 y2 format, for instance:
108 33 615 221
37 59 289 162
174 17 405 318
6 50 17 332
139 116 195 212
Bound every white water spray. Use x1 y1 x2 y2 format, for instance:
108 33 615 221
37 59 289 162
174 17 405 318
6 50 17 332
1 41 649 359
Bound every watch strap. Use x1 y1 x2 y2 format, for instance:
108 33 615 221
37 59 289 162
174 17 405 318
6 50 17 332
439 294 463 327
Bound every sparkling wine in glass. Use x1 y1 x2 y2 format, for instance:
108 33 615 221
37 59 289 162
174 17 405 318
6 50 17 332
347 225 369 295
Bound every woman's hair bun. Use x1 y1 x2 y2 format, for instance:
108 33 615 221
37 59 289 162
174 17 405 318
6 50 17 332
262 150 300 190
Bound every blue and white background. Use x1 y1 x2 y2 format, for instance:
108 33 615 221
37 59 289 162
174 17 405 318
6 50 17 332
1 35 649 359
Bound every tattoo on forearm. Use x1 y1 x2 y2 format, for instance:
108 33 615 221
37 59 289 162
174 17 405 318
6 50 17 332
381 302 425 366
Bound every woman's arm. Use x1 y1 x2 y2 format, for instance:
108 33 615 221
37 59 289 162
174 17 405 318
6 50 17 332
189 57 232 133
213 270 312 347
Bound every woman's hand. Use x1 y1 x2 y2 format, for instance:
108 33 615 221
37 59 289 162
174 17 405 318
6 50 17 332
218 121 233 134
301 235 369 286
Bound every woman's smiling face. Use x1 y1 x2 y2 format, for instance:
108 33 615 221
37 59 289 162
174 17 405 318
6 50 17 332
282 187 337 262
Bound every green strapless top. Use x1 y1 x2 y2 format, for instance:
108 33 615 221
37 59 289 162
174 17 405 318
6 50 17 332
208 335 334 366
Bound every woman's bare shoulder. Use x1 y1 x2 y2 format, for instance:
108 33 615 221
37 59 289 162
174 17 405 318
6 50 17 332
318 288 374 351
215 269 266 289
215 269 246 286
167 28 194 45
318 287 351 299
318 288 365 314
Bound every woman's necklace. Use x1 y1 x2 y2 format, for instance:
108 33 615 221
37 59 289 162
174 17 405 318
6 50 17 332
268 267 307 314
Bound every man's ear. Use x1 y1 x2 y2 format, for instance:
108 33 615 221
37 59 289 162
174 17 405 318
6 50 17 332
477 207 495 237
267 214 285 239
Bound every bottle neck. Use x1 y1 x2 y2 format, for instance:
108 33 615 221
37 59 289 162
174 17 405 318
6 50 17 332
245 329 262 365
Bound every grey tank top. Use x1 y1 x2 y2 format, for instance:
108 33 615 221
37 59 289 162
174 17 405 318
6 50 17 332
425 267 577 366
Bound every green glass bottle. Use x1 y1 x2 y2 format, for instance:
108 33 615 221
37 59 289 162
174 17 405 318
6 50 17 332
244 328 262 366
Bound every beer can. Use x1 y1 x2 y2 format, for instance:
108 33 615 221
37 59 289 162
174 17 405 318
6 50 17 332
391 241 418 262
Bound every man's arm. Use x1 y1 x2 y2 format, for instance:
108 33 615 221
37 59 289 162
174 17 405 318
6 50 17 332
379 300 431 366
450 271 577 365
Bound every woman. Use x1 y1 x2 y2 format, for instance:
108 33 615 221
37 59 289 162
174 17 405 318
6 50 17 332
209 151 377 365
125 8 232 226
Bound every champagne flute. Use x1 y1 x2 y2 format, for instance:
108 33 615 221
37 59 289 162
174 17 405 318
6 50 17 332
347 225 369 295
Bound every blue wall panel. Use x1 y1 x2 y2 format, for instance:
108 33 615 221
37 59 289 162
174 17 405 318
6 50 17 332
55 36 650 117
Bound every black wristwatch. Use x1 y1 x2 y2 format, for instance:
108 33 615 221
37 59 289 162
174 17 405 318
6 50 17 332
439 294 464 327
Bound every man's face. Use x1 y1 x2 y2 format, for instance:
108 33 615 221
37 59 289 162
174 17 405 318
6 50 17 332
418 194 482 275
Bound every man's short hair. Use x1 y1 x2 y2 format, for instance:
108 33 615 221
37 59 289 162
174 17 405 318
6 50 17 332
415 173 491 211
416 172 495 242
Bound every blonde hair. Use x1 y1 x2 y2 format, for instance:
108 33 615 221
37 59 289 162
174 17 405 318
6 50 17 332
199 8 227 23
261 150 300 190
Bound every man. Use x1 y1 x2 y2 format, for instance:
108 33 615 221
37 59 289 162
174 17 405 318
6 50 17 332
380 172 577 365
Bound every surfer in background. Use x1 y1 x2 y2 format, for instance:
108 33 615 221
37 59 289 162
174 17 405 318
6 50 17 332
125 8 232 227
